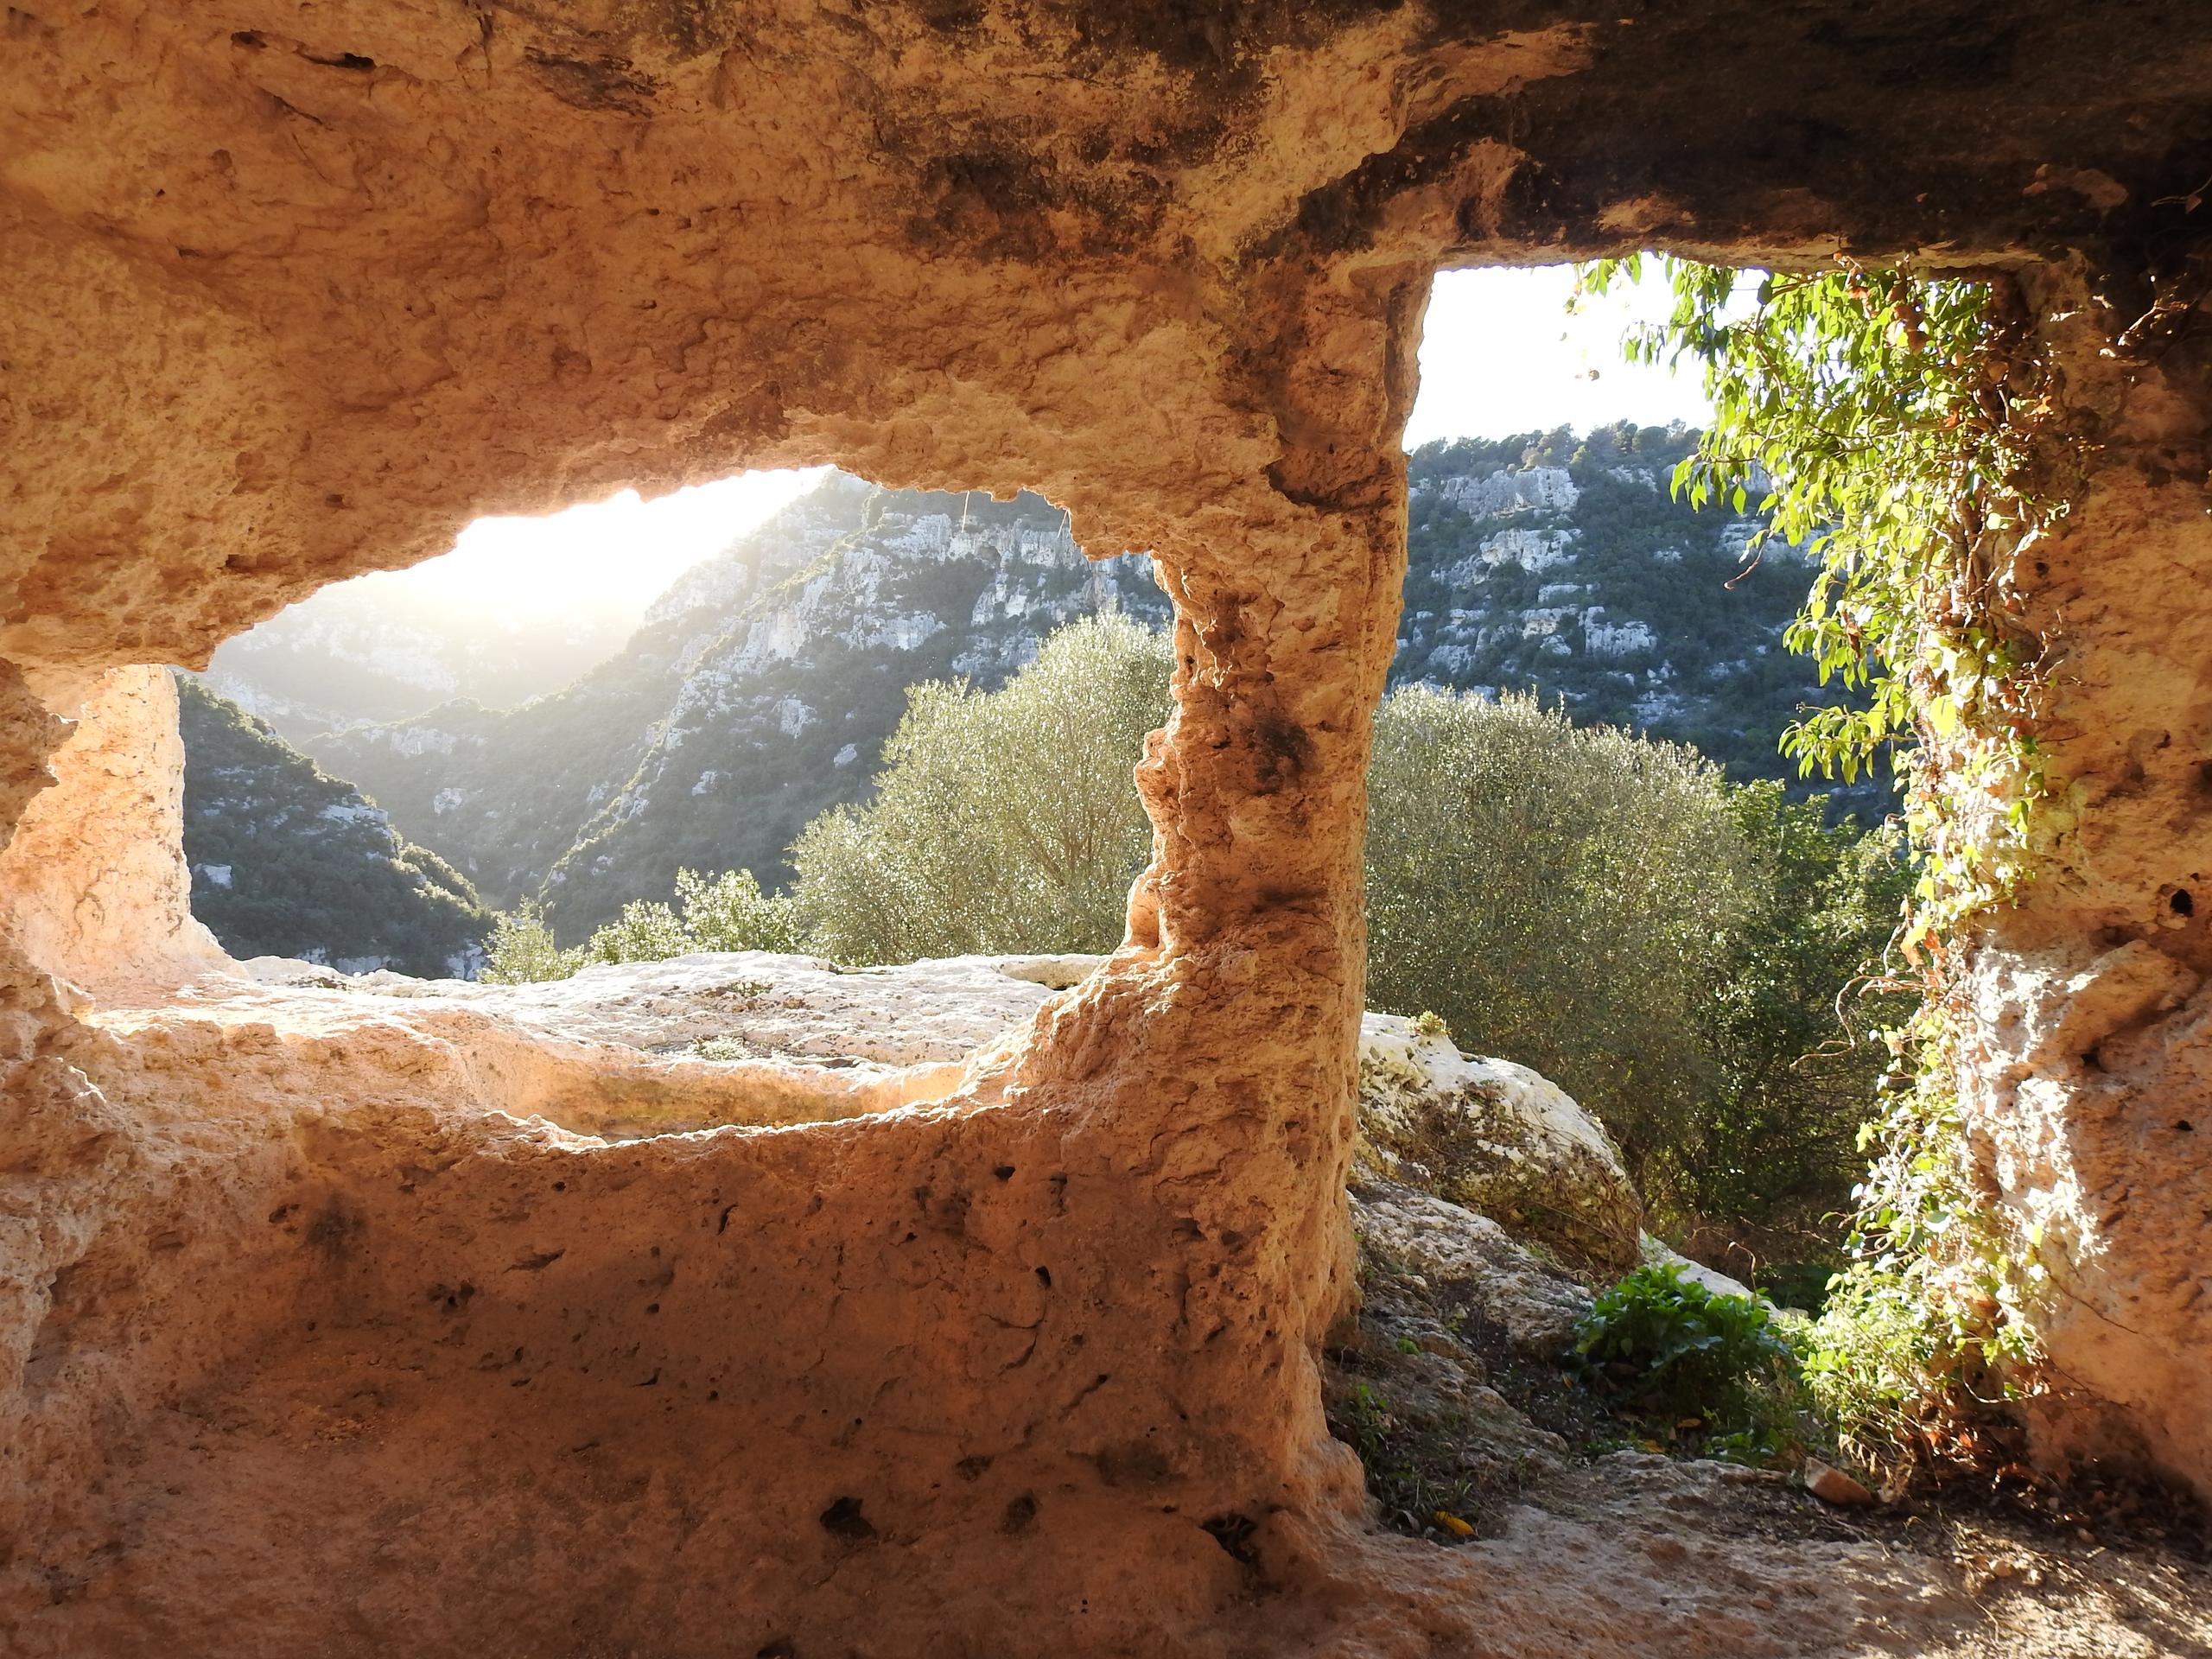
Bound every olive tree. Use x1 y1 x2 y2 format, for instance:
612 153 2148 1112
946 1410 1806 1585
1365 686 1759 1194
779 620 1897 1226
789 613 1173 962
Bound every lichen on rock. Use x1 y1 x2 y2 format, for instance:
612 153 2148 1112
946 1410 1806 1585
1354 1014 1644 1270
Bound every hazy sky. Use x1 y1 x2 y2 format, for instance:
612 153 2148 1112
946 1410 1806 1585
320 264 1708 618
404 467 831 624
1407 264 1712 448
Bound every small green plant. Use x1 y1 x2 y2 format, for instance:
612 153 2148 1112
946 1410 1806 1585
481 899 585 983
1325 1378 1489 1540
1796 1026 2039 1479
1573 1263 1806 1464
1410 1010 1451 1041
1338 1380 1394 1456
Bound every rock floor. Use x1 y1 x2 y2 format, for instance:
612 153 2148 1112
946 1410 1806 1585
16 956 2209 1657
1320 1236 2212 1659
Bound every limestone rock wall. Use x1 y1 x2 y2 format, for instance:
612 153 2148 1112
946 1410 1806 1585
5 0 2212 1649
1954 268 2212 1494
0 667 226 1000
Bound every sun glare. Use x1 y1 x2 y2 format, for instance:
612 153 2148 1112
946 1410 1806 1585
1405 265 1712 449
375 467 832 626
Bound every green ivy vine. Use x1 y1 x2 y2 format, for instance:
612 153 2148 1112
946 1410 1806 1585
1575 255 2060 953
1572 254 2066 1476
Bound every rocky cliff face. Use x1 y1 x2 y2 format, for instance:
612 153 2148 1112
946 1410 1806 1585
175 678 491 977
1397 425 1856 798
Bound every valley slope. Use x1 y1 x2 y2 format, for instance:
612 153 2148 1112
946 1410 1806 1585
177 677 492 976
311 477 1169 934
212 427 1871 947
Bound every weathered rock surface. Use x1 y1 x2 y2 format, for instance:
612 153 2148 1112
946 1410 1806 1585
238 954 1642 1248
7 1 2212 1650
1350 1178 1594 1359
1802 1459 1878 1509
0 667 226 1001
1355 1015 1643 1269
347 949 1094 1067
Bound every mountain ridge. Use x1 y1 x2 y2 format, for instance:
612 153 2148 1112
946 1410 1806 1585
176 677 492 976
302 477 1166 934
194 424 1872 951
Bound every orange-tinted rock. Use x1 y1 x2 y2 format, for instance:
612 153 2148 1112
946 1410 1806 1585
3 3 2212 1650
1802 1459 1876 1509
1949 260 2212 1500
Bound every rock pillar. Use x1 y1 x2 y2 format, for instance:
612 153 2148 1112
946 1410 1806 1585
1958 265 2212 1497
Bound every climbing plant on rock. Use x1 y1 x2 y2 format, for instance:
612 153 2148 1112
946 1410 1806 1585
1575 256 2059 951
1573 255 2066 1476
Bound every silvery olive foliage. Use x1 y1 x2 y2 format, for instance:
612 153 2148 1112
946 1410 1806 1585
789 613 1173 963
1363 685 1757 1191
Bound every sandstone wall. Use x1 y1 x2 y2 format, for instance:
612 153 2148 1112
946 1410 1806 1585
4 1 2212 1650
1954 266 2212 1493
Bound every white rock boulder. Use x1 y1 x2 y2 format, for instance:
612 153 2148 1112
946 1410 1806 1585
1355 1014 1643 1269
1350 1179 1595 1357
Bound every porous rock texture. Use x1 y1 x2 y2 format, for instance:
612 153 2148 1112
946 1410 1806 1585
6 2 2212 1650
1950 257 2212 1499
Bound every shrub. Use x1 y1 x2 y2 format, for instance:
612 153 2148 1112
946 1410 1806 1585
484 868 802 982
1576 1264 1790 1411
1800 1267 1948 1465
677 867 805 953
1672 785 1914 1224
583 899 690 964
1366 690 1909 1228
790 613 1172 962
1573 1262 1807 1463
1365 687 1756 1202
482 900 584 983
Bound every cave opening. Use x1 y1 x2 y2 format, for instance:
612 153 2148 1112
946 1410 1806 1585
169 462 1178 986
10 3 2212 1649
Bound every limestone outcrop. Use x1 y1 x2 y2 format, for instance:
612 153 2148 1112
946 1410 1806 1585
249 952 1643 1249
1349 1177 1597 1359
0 667 226 1001
1943 260 2212 1499
0 948 1651 1655
1354 1015 1642 1270
7 1 2212 1650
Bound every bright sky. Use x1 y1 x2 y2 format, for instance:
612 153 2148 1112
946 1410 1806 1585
334 264 1706 619
384 467 831 624
1404 264 1712 448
